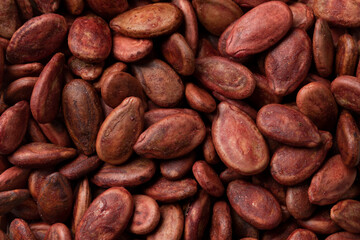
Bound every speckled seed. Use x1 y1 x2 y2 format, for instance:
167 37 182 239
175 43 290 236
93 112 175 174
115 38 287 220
287 229 318 240
335 34 358 76
331 75 360 113
210 201 232 240
330 199 360 233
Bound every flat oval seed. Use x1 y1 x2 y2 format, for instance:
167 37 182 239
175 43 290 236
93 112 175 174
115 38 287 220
210 201 232 240
68 56 104 81
331 75 360 113
287 229 318 240
6 14 67 64
160 152 196 180
9 218 36 240
286 184 316 220
59 154 102 180
185 82 216 113
96 97 144 165
297 208 341 235
72 178 91 235
212 101 269 175
110 3 183 38
227 180 282 230
336 34 358 76
75 187 134 240
0 189 30 215
44 223 72 240
3 77 37 104
326 232 360 240
192 160 224 197
330 199 360 233
86 0 128 18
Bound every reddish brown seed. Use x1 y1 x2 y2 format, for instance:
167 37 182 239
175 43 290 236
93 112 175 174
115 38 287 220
0 166 30 192
303 74 332 89
252 171 287 205
37 172 73 224
33 0 60 13
28 169 53 201
94 62 127 92
64 0 84 15
161 33 195 76
0 0 21 39
195 56 255 100
308 155 357 205
143 177 197 202
297 208 341 235
0 101 29 154
286 184 316 220
3 77 37 104
72 178 91 235
38 119 71 147
0 156 9 174
210 201 232 240
134 113 205 159
26 118 48 143
9 218 36 240
172 0 198 53
212 101 269 175
75 187 134 240
227 180 282 230
265 28 312 96
197 38 220 58
0 230 8 240
0 37 9 50
202 129 220 164
296 82 338 131
224 1 292 59
287 229 318 240
184 190 211 240
68 56 104 81
6 14 67 64
331 75 360 113
132 59 184 107
326 232 360 240
219 168 247 184
101 71 146 109
160 152 195 180
0 189 30 215
0 49 4 88
147 204 184 240
144 108 198 128
8 142 77 168
91 157 155 188
336 110 360 167
257 104 321 147
330 199 360 233
29 222 51 240
59 155 102 180
185 82 216 113
96 97 144 165
110 3 183 38
44 223 71 240
4 62 43 81
313 0 360 27
68 15 112 63
313 18 334 77
231 208 260 239
112 33 153 63
62 79 103 155
30 52 65 123
289 3 314 30
86 0 128 18
192 160 224 197
336 34 358 76
262 220 298 240
10 197 40 221
129 195 160 235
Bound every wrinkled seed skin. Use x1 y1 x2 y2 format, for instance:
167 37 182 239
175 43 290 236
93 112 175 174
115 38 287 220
286 184 316 220
331 75 360 113
59 155 102 180
227 180 282 230
308 154 357 205
192 160 225 197
30 52 65 124
86 0 128 18
195 56 256 100
330 199 360 233
313 0 360 27
110 3 183 38
0 189 30 215
37 172 73 224
75 187 134 240
265 28 312 96
96 97 144 165
129 195 160 235
68 15 112 63
287 228 318 240
143 177 197 202
0 101 29 155
257 104 321 147
9 218 36 240
132 59 184 107
4 77 37 105
213 101 269 175
313 18 334 77
289 3 314 30
147 204 184 240
63 79 103 155
29 222 51 240
44 223 72 240
224 1 292 59
8 142 77 168
336 34 358 76
270 130 332 186
336 110 360 167
210 201 232 240
134 113 205 159
6 14 67 64
68 56 104 81
91 157 155 188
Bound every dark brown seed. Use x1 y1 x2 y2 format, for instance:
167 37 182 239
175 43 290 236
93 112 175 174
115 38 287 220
192 160 224 197
86 0 128 18
4 62 43 81
37 172 73 224
6 14 67 64
9 218 36 240
286 184 316 220
143 177 197 202
0 0 21 39
75 187 134 240
64 0 84 15
59 154 102 180
252 171 287 205
44 223 71 240
262 220 298 240
330 199 360 233
297 208 341 235
0 189 30 215
0 101 29 154
68 56 104 81
210 201 232 240
26 118 48 143
331 75 360 113
227 180 282 230
38 119 71 147
8 142 77 168
28 169 53 201
0 166 30 192
91 157 155 188
3 77 37 104
29 222 51 240
10 197 40 221
30 52 65 123
33 0 60 13
62 79 103 155
94 62 127 92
